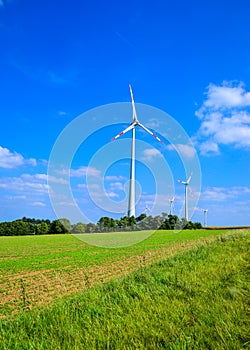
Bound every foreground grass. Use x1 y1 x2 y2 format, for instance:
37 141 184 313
0 232 249 349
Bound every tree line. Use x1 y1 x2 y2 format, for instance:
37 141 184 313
0 214 202 236
0 217 71 236
84 213 202 233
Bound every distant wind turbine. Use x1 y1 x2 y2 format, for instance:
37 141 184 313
144 204 151 215
201 208 208 227
112 85 164 217
177 173 193 221
169 196 175 215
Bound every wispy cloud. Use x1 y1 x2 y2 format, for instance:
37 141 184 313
9 58 73 85
195 81 250 155
106 191 120 198
71 166 101 178
47 71 67 84
105 175 127 181
77 183 100 190
0 174 48 194
58 166 101 178
31 201 46 207
166 144 196 158
201 186 250 201
58 111 68 116
0 146 37 168
108 181 124 191
29 173 67 184
141 148 163 162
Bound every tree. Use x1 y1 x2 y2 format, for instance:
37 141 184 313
0 222 14 236
96 217 119 232
59 218 71 232
85 223 97 233
36 222 49 235
152 215 164 230
193 222 202 229
136 213 147 222
12 220 32 235
49 219 69 234
72 222 86 234
168 215 180 229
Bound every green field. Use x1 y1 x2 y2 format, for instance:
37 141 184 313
0 229 228 316
0 229 249 349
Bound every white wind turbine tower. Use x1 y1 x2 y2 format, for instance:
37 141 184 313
169 196 175 215
177 173 193 221
112 85 164 217
201 208 208 227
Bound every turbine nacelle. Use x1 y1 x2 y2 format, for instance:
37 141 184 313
177 172 193 186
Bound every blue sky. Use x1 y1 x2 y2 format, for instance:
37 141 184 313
0 0 250 226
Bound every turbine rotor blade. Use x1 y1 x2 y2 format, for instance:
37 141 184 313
138 122 164 144
111 123 135 141
189 185 194 198
177 179 186 184
129 84 138 122
186 172 193 184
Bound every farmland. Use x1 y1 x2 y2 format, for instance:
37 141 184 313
0 229 249 349
0 229 228 316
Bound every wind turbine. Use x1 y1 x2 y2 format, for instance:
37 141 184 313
112 85 164 217
177 173 192 221
143 204 151 216
169 196 175 215
201 208 208 227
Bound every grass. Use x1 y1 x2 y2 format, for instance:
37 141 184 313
0 229 229 272
0 231 249 349
0 229 232 317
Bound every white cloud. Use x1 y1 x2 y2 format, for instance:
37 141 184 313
78 183 96 189
203 81 250 110
58 111 67 116
195 81 250 154
201 186 250 202
199 141 220 156
141 148 163 161
109 182 124 191
0 174 49 194
57 166 101 178
0 146 37 168
31 201 46 207
105 175 127 181
106 191 120 198
145 119 161 129
166 144 196 158
26 173 67 185
71 166 101 178
4 195 26 200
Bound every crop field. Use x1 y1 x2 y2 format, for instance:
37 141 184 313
0 229 249 349
0 229 230 317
